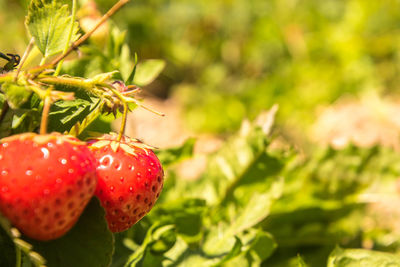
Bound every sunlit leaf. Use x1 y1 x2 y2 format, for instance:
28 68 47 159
328 247 400 267
2 82 31 109
133 59 166 86
26 0 80 58
124 223 176 267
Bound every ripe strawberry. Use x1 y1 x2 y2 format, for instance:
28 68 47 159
88 134 164 232
0 133 97 241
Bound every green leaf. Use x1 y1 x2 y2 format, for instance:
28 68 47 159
0 101 13 138
2 82 31 109
26 198 114 267
203 183 282 256
155 138 196 167
211 237 242 267
187 108 280 204
297 255 309 267
119 44 134 82
26 0 80 58
149 199 207 244
126 53 138 84
0 215 16 267
48 97 102 133
244 229 276 263
231 186 282 233
133 59 166 86
306 145 382 200
327 247 400 267
11 108 41 133
223 229 276 267
124 223 176 267
162 237 242 267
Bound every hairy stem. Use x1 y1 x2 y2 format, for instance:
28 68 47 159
38 76 94 91
14 37 35 82
118 102 128 141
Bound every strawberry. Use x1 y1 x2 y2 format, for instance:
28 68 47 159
88 134 164 232
0 133 97 241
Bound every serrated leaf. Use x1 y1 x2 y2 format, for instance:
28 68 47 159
133 59 166 86
327 247 400 267
26 0 80 58
203 180 282 256
48 97 102 133
124 223 176 267
2 82 31 109
211 237 242 267
26 198 113 267
188 108 280 204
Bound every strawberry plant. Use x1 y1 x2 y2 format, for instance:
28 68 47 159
0 0 166 266
2 1 400 267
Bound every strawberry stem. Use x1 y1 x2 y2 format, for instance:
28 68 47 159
106 84 129 142
118 102 129 142
39 89 52 135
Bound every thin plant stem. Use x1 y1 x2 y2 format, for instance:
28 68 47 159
105 85 129 141
54 0 77 76
14 37 35 82
118 102 128 142
39 89 52 135
15 246 21 267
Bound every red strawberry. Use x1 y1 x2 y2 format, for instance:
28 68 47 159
0 133 97 241
88 134 164 232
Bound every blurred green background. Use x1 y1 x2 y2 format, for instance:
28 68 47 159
3 0 400 142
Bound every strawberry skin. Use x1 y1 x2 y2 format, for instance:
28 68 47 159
88 134 164 232
0 133 97 241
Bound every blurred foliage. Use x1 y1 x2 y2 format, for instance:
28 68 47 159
106 0 400 136
4 0 400 135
